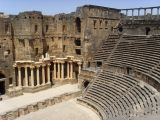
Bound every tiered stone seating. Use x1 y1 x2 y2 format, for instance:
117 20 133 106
94 34 120 61
107 35 160 83
79 70 160 120
79 34 160 120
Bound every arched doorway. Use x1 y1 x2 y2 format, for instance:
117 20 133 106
83 80 90 88
145 27 150 35
0 73 6 95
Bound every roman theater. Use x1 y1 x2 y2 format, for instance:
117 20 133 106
0 4 160 120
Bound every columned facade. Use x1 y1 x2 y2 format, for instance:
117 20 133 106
13 56 82 93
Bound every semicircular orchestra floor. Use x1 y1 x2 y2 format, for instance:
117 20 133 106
15 99 100 120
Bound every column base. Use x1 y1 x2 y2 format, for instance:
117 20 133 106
53 78 77 86
6 87 23 97
23 84 51 93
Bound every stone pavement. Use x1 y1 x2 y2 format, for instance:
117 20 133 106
0 84 80 115
15 99 100 120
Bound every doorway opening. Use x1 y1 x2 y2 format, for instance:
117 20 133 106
83 80 90 88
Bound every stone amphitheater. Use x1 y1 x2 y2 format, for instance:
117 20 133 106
0 4 160 120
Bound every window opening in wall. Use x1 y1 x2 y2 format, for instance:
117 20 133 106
111 27 113 32
35 48 38 55
99 20 102 29
93 20 97 29
119 26 123 32
51 37 54 42
75 49 81 55
46 25 49 32
127 67 132 75
63 45 65 52
97 61 102 67
88 62 90 67
105 21 108 29
146 27 150 35
35 25 38 33
7 50 10 54
5 23 9 33
63 25 66 32
9 78 12 85
74 38 81 46
75 17 81 32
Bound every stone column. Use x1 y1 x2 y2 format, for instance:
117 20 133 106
58 62 60 79
67 62 70 79
157 8 159 15
78 62 82 74
47 64 51 84
144 9 146 16
25 66 28 87
61 62 64 80
151 8 153 15
42 65 45 85
18 67 22 87
36 66 40 86
54 62 56 79
126 10 128 16
70 62 73 79
132 9 134 19
138 9 140 17
30 66 34 87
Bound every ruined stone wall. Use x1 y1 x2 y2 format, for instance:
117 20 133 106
0 5 121 95
0 17 14 90
76 5 121 65
11 11 44 61
121 19 160 35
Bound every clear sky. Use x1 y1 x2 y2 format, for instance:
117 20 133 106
0 0 160 15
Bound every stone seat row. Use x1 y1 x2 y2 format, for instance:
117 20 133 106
94 35 120 61
80 70 160 120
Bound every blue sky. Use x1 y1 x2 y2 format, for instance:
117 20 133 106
0 0 160 15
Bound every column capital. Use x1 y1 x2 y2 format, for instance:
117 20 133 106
60 61 65 64
30 66 35 69
77 62 82 65
17 66 21 69
47 63 51 66
68 61 73 63
42 64 46 67
36 65 41 68
24 65 29 68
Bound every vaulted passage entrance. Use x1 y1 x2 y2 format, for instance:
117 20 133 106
83 80 90 88
0 73 5 95
0 81 5 95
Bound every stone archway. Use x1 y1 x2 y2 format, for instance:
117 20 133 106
83 80 90 88
0 72 6 95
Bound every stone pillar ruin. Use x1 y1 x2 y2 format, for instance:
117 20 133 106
25 66 28 87
18 67 22 87
58 62 60 79
42 65 46 85
78 62 82 74
36 66 40 86
47 64 51 84
70 62 73 79
61 62 64 80
30 66 34 87
67 62 70 79
54 62 57 80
